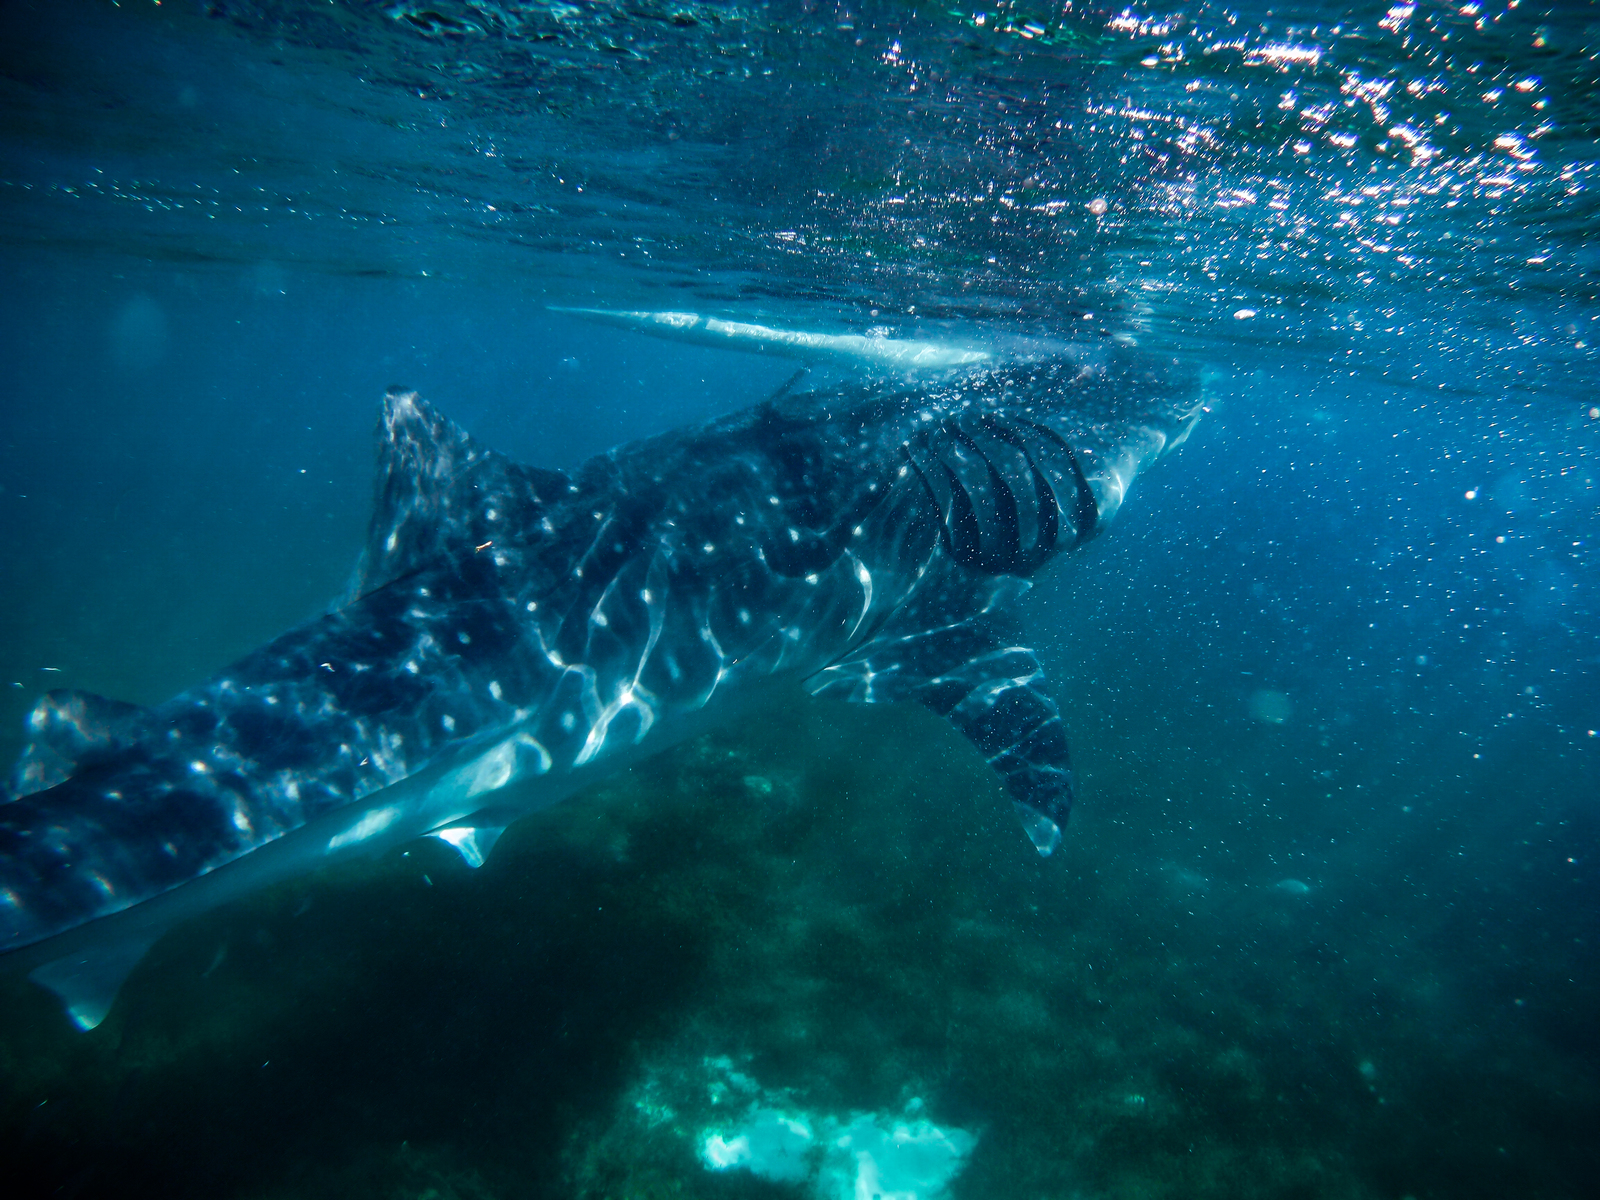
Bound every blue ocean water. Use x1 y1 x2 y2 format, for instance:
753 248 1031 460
1 1 1596 1198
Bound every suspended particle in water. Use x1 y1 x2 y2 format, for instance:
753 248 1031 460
1249 689 1293 724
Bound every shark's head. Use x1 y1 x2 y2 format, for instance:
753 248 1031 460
741 343 1203 589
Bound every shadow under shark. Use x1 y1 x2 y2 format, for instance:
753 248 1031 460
0 320 1200 1029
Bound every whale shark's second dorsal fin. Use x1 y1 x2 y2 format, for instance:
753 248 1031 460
351 390 573 598
549 307 994 372
7 690 147 799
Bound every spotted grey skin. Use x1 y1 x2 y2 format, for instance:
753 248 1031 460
0 346 1198 1025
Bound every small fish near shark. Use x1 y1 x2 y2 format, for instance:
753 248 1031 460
0 311 1202 1031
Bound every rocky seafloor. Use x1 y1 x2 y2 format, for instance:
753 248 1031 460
1 695 1592 1200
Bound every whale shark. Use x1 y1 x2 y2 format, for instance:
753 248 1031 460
0 316 1201 1030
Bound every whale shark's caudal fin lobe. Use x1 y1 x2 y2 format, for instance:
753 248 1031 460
808 616 1070 855
350 389 573 598
7 690 148 800
28 931 161 1030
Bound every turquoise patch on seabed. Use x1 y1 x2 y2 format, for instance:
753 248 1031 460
699 1077 976 1200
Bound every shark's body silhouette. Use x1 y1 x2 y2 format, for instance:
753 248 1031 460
0 326 1199 1028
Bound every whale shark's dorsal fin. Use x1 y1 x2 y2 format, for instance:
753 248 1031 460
8 690 147 799
549 307 994 372
352 390 573 597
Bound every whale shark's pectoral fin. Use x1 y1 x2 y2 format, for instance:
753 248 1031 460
427 821 507 869
809 618 1072 856
28 931 162 1031
7 689 148 800
351 389 573 598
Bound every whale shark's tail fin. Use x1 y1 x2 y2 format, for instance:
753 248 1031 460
549 306 993 373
